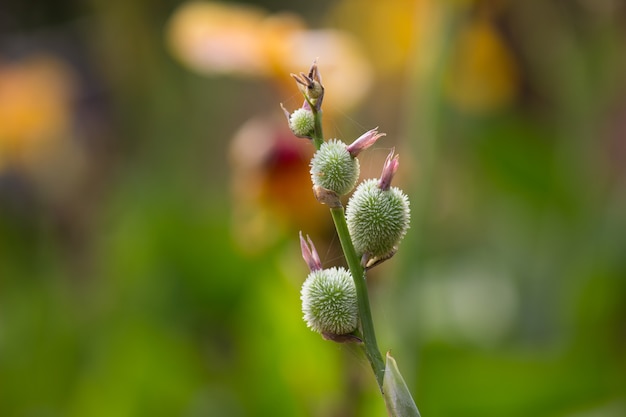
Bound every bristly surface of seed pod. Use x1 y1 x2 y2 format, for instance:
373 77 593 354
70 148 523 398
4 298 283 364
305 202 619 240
289 108 315 137
346 179 410 259
301 267 358 335
310 139 360 196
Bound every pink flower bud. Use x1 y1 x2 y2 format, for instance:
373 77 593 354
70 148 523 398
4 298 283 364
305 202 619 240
346 128 386 158
300 231 322 271
378 148 399 191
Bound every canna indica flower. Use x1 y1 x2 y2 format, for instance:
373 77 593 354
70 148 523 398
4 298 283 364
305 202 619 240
346 149 410 267
229 117 327 254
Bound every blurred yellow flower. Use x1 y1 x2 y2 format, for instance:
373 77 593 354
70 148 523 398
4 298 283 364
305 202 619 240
445 16 519 113
166 1 373 112
0 53 86 202
328 0 520 113
328 0 429 76
0 54 75 168
166 1 271 77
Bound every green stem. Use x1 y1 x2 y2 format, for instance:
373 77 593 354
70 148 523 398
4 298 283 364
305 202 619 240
311 109 324 150
308 94 384 389
330 206 385 390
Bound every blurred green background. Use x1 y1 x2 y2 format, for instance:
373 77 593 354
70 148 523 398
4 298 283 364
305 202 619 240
1 0 625 416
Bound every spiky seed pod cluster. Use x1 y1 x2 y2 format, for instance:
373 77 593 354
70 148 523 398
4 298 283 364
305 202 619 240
346 179 411 260
301 267 358 336
310 139 360 196
289 108 315 137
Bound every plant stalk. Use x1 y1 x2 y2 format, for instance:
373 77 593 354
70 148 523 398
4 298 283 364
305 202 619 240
330 206 385 389
311 109 324 150
310 101 385 389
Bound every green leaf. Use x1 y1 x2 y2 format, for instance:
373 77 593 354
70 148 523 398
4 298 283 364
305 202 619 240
383 352 421 417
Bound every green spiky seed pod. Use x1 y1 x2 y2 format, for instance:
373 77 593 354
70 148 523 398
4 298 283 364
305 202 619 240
301 267 358 336
346 179 410 259
289 108 315 137
310 139 360 196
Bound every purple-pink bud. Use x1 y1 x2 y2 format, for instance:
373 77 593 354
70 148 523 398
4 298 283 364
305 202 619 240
280 100 312 122
280 103 291 121
290 59 324 111
346 128 386 158
300 231 322 271
378 149 399 191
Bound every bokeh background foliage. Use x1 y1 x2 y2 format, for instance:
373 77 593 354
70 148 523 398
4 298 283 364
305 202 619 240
1 0 625 416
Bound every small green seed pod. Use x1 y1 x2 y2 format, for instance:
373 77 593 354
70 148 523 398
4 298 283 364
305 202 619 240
310 139 360 196
346 179 410 259
301 267 358 336
289 108 315 137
